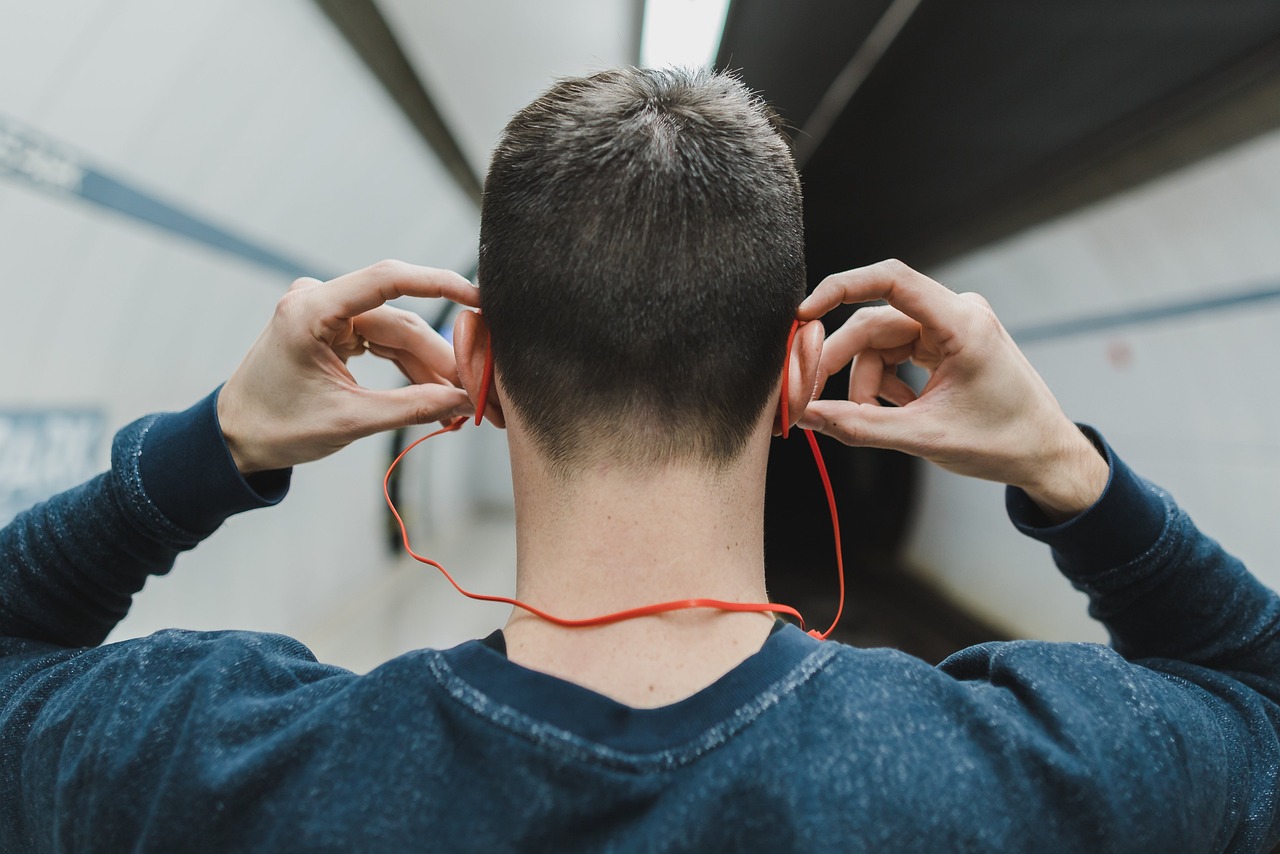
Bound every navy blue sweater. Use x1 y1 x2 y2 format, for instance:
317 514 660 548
2 391 1278 852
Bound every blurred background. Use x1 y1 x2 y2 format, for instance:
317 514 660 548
3 0 1280 670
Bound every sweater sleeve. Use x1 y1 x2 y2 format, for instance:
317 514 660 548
1005 429 1280 691
0 388 289 650
949 428 1280 851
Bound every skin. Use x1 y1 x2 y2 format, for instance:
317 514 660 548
453 308 825 707
218 261 480 474
217 258 1107 707
795 259 1109 523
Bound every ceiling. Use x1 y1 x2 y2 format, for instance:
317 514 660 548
334 0 1280 284
376 0 643 180
717 0 1280 282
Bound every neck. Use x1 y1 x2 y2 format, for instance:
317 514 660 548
501 426 776 708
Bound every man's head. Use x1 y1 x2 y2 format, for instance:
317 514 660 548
472 67 806 472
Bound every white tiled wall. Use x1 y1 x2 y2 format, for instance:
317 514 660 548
0 1 487 670
910 128 1280 642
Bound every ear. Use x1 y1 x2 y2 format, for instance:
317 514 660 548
774 320 825 436
453 310 506 428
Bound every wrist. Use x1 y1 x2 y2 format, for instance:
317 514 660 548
215 384 267 476
1019 423 1109 524
223 436 261 476
139 390 291 535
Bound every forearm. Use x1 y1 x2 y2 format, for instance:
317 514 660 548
1009 430 1280 687
999 432 1280 848
0 390 289 649
0 465 183 649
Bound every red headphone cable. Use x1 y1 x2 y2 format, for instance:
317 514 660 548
382 320 845 640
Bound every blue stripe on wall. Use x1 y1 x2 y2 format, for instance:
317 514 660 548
0 113 331 281
8 114 1275 341
1011 282 1280 344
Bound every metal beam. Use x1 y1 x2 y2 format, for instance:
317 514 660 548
314 0 484 207
792 0 923 169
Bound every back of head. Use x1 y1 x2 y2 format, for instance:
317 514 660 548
478 67 805 472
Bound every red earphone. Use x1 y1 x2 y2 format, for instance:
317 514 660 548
384 318 845 640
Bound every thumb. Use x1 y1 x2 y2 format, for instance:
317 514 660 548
349 385 474 436
798 399 920 453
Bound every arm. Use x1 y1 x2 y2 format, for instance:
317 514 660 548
796 259 1280 682
797 260 1280 848
0 261 478 654
1007 431 1280 676
0 392 286 651
1 263 481 848
966 437 1280 852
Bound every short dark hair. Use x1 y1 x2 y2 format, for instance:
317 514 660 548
478 67 805 471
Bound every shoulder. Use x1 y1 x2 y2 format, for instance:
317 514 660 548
8 628 351 724
775 639 1230 849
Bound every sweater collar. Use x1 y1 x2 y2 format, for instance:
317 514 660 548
432 622 831 756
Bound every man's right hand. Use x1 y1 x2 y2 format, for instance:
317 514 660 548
217 261 480 475
796 259 1108 523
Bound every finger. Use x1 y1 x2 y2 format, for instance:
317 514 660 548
877 372 919 407
958 291 993 311
341 384 474 438
797 398 923 454
324 260 480 320
355 306 457 381
846 344 910 402
333 338 368 363
797 259 964 340
819 305 921 378
288 276 324 292
848 352 886 405
366 343 455 387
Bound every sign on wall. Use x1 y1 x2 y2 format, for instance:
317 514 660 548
0 410 105 525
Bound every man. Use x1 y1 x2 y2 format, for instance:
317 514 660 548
2 68 1277 852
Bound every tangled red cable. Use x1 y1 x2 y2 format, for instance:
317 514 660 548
383 319 845 641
